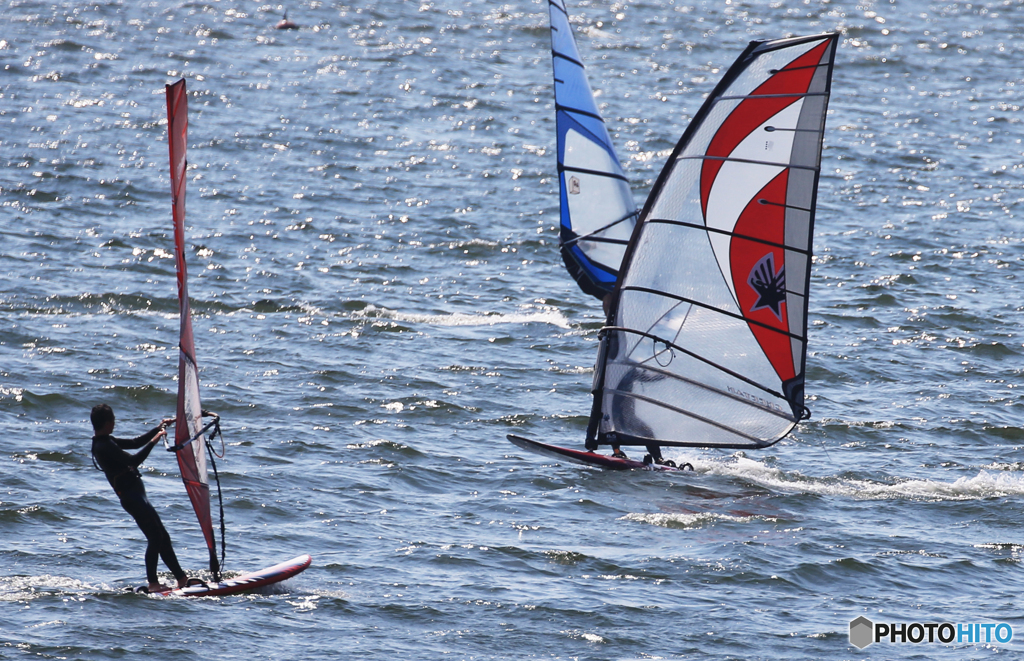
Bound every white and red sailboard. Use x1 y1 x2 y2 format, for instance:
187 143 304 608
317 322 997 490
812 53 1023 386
507 435 686 471
143 555 313 598
153 79 310 595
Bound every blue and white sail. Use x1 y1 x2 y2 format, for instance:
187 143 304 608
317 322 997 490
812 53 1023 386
549 0 636 300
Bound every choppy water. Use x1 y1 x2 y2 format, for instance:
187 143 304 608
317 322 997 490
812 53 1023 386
3 0 1024 658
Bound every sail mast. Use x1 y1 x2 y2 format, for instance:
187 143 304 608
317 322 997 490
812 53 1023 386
549 0 637 299
166 79 220 579
590 34 838 449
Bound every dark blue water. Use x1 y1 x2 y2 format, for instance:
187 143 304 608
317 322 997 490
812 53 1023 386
3 0 1024 658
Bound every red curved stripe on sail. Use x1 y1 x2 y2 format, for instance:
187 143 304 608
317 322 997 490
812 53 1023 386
700 40 830 217
729 169 795 382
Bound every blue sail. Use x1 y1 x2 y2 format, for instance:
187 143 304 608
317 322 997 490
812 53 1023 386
549 0 636 300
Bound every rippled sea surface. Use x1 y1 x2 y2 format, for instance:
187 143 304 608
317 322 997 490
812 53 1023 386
4 0 1024 658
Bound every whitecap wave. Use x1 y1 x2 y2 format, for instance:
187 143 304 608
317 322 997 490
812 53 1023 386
0 575 100 601
671 453 1024 501
621 511 762 528
351 304 570 329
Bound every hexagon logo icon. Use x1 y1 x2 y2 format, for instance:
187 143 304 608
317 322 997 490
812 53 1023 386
849 616 874 649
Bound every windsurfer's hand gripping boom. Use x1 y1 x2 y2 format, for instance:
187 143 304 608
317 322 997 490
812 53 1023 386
163 411 220 453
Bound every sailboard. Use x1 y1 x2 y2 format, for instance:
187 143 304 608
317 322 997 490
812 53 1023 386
548 0 636 299
508 434 685 471
151 79 310 596
513 34 838 467
140 555 312 597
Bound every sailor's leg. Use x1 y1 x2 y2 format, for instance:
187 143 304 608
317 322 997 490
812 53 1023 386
120 491 162 585
155 526 187 584
123 491 186 584
643 444 676 467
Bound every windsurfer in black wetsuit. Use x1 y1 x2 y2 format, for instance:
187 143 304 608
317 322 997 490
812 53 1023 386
599 293 673 466
90 404 189 592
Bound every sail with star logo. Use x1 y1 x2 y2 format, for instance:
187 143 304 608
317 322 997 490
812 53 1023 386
587 34 838 449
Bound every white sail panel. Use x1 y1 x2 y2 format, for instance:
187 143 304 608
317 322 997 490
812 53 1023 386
711 37 825 100
181 358 207 479
563 128 636 272
706 99 804 302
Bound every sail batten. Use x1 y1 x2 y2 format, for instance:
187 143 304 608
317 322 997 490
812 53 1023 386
679 155 823 170
166 79 219 579
717 92 830 101
565 237 631 248
645 219 815 253
590 33 837 449
615 287 809 341
602 326 793 400
603 387 781 443
559 165 631 182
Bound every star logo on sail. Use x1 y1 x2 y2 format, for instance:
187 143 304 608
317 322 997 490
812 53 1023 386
748 253 786 320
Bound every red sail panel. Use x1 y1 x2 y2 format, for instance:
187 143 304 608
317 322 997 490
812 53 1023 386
730 169 795 382
166 79 217 572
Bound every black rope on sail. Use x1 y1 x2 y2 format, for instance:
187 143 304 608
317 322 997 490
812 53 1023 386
600 324 793 404
562 210 637 248
202 411 226 582
645 218 812 255
165 411 227 582
763 126 823 134
618 286 808 342
768 61 831 74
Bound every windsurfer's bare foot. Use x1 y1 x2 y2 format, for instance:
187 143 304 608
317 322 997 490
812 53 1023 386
147 582 170 592
176 576 189 589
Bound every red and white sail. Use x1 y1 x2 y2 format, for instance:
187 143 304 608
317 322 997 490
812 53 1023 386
166 79 219 575
591 34 837 449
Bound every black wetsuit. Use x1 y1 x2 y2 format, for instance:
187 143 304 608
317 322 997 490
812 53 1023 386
92 428 185 585
589 330 666 462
